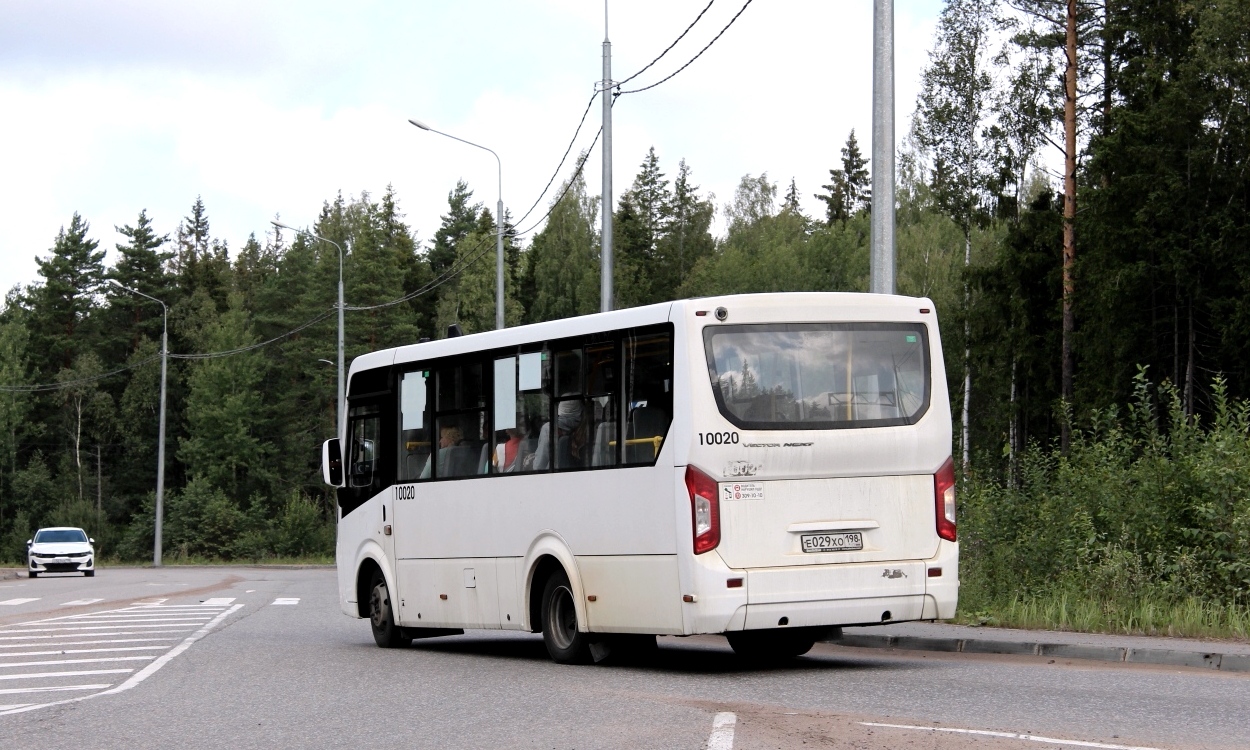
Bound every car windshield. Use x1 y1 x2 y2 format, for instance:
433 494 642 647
704 323 930 429
34 529 88 543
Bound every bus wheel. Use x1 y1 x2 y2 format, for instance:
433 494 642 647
369 570 410 649
541 570 591 664
726 629 817 662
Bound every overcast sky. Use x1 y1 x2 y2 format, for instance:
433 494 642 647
0 0 943 296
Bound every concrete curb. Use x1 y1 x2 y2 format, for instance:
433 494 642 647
0 568 23 581
834 633 1246 672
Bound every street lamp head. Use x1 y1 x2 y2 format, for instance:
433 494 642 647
271 220 294 231
408 118 432 131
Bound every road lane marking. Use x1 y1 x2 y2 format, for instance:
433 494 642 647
859 723 1166 750
0 631 190 641
0 602 243 716
0 703 34 710
708 712 737 750
131 598 167 605
0 684 112 696
0 656 156 668
271 598 299 605
201 598 236 606
55 617 212 624
0 646 169 657
0 598 39 606
0 668 133 681
60 599 104 606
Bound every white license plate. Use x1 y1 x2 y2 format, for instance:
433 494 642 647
800 532 863 553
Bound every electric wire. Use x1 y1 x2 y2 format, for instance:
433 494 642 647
615 0 717 89
616 0 755 96
0 354 162 393
169 308 338 360
512 91 600 228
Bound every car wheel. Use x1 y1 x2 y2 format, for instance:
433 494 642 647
28 571 37 579
726 629 818 662
85 570 95 577
541 569 591 664
368 570 409 648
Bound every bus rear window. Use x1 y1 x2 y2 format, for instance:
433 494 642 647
703 323 930 430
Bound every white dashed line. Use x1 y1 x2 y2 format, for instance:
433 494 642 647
0 599 40 606
0 656 156 668
708 712 737 750
60 599 104 606
858 722 1166 750
271 598 299 606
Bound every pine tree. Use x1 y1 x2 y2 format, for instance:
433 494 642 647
525 170 600 323
28 213 106 372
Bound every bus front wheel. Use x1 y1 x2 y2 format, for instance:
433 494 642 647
369 570 410 649
541 570 591 664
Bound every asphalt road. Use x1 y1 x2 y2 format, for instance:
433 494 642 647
1 567 1247 749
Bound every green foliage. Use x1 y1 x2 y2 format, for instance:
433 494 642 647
961 370 1250 633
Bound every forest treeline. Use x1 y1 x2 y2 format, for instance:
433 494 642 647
0 0 1247 619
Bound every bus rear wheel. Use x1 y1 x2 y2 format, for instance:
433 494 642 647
726 629 818 662
369 570 410 648
541 570 591 664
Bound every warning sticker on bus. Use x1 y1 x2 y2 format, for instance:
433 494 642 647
720 481 765 501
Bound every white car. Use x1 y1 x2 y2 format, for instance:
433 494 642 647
27 527 95 578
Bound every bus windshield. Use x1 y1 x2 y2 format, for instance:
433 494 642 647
703 323 930 429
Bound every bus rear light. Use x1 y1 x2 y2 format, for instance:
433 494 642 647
934 456 957 541
726 577 743 588
685 465 721 554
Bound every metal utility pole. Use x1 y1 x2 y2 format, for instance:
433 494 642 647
870 0 896 295
600 0 615 313
109 280 167 567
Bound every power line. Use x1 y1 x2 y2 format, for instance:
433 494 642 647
513 91 601 228
0 354 161 393
515 127 603 237
615 0 717 89
616 0 755 96
169 308 338 360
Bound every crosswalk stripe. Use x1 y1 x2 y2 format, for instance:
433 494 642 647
0 668 133 681
0 656 156 668
0 646 170 657
0 599 40 606
200 598 236 606
0 683 112 696
271 598 300 605
0 703 34 710
0 631 190 641
55 617 211 625
59 599 104 606
1 624 199 634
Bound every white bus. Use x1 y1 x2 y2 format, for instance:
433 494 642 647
323 292 957 663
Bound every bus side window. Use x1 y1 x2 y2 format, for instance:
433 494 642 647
624 331 673 465
398 370 432 482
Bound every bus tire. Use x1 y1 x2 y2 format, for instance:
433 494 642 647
369 570 410 649
726 629 817 662
541 570 591 664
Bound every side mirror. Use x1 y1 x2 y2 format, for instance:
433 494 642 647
89 538 95 544
322 438 344 487
26 539 32 547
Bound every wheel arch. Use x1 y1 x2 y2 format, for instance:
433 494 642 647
353 545 394 619
523 534 583 633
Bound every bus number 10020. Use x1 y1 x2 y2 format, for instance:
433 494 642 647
699 431 739 446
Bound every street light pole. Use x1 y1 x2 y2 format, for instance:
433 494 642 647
408 119 505 330
109 280 167 567
272 221 345 441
